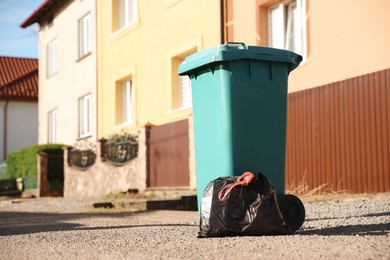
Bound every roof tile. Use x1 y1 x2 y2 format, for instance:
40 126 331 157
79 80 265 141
0 56 38 101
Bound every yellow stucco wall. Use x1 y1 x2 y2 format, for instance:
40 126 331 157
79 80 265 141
97 0 221 138
227 0 390 93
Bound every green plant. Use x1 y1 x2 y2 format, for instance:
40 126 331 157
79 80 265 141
108 129 138 143
72 139 97 152
6 144 65 187
0 163 7 180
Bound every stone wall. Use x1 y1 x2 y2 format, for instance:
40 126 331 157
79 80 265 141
64 129 147 198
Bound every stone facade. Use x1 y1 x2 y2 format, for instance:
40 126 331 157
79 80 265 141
64 129 147 198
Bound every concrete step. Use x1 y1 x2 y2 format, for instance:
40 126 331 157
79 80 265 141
146 195 198 211
143 187 197 211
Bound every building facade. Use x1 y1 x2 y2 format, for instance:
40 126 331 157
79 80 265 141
92 0 222 195
22 0 98 145
225 0 390 193
0 57 38 163
23 0 222 197
22 0 388 197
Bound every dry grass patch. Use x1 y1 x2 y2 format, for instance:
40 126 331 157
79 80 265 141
286 178 390 203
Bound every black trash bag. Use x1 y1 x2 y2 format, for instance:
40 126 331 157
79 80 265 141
198 171 292 238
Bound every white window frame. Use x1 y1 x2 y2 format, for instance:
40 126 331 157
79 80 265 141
268 0 307 64
78 13 91 58
121 79 134 124
177 58 192 109
79 94 92 138
117 0 137 30
48 109 58 143
47 39 58 77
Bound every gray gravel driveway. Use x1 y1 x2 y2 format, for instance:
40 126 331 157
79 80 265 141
0 193 389 259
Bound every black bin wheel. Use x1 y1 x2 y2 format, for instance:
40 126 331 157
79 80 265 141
278 194 305 232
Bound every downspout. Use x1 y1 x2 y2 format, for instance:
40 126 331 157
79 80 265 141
95 0 99 140
220 0 225 44
3 99 9 161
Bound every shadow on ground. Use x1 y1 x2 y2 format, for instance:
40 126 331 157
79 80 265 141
0 211 197 236
1 209 388 237
297 222 390 236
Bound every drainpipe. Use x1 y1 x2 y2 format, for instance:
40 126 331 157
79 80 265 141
95 0 99 140
220 0 226 44
2 99 9 161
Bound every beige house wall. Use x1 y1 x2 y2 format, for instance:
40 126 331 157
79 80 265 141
0 101 38 161
38 0 97 145
227 0 390 92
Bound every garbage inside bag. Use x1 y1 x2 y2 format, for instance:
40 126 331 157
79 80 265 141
198 171 292 238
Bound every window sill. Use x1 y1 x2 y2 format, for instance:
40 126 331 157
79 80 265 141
76 52 92 62
171 105 192 112
78 133 92 140
110 20 140 43
164 0 183 8
169 106 192 117
114 120 136 129
46 71 58 79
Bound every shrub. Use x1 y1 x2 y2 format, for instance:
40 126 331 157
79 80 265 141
6 144 65 188
0 163 7 180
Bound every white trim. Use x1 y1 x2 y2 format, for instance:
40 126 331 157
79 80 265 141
47 38 58 77
117 0 138 30
78 13 92 58
48 109 58 143
112 66 137 129
268 3 285 50
167 38 202 116
268 0 307 65
178 58 192 109
121 79 134 124
79 94 92 138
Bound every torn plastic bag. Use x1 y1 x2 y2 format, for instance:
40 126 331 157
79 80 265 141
198 171 292 238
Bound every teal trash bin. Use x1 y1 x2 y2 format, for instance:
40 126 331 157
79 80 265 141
179 42 304 230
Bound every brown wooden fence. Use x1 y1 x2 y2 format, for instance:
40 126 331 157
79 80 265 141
286 68 390 193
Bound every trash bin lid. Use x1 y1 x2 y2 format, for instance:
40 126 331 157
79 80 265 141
178 42 302 76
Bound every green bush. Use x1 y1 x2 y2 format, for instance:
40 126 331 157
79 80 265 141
0 163 7 180
6 144 65 188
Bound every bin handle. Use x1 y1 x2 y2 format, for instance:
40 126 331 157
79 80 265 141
224 42 247 49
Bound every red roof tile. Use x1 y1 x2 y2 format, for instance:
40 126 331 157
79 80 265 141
0 56 38 101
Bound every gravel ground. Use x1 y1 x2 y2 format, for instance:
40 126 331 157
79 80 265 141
0 193 389 259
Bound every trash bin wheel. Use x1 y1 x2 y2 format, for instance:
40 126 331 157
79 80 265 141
278 194 305 232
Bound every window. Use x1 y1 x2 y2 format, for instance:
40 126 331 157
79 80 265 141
48 109 58 143
79 13 91 58
47 39 58 76
268 0 306 62
172 56 193 110
116 79 133 125
79 94 92 138
114 0 137 31
177 58 192 109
